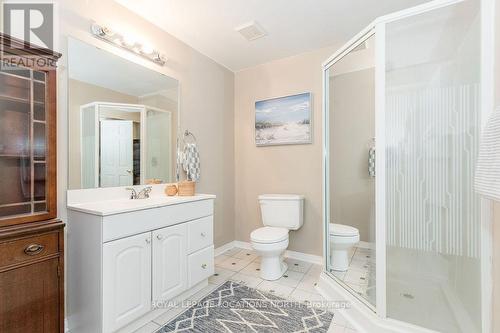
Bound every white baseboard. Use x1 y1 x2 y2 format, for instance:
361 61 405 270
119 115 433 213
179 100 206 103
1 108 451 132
357 241 374 250
233 240 252 250
215 240 323 265
214 241 238 256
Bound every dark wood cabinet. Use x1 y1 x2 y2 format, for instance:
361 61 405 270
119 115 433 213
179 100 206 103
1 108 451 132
0 220 64 333
0 33 64 333
0 33 59 227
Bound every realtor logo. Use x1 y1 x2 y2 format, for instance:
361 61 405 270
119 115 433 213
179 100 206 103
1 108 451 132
3 2 54 50
1 2 57 70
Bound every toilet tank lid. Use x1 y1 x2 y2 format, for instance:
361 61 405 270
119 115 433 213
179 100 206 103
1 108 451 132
258 194 304 200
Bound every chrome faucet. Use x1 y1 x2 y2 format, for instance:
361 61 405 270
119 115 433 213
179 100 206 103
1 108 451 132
126 186 152 199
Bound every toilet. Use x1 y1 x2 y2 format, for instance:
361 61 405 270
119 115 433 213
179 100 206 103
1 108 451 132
329 223 360 271
250 194 304 281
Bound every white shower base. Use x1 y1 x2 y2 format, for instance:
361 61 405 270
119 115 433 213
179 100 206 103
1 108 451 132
317 271 477 333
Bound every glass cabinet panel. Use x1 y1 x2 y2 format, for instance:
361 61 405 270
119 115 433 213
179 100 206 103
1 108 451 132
0 66 49 219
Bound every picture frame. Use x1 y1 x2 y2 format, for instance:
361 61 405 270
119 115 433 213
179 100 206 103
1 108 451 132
255 92 312 146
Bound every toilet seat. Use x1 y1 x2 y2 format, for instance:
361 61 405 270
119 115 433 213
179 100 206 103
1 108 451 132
329 223 359 237
251 227 289 243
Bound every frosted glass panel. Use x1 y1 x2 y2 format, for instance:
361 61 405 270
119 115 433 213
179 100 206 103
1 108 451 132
384 1 481 332
145 109 172 183
81 105 97 189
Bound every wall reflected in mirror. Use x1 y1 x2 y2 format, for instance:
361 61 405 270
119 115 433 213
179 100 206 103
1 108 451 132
67 38 179 189
326 34 376 307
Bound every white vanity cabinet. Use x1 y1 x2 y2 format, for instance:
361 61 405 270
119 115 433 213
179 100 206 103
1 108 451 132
67 195 215 333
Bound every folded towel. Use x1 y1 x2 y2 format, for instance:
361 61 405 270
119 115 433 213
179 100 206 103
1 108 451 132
475 106 500 201
368 146 376 178
182 143 200 182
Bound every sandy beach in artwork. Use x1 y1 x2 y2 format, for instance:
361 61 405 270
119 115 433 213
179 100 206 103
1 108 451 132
255 93 311 145
256 121 310 145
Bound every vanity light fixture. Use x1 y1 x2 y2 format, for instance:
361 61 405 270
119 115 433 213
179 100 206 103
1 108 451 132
90 23 167 66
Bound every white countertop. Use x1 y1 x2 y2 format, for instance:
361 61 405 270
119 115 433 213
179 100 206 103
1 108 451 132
67 194 216 216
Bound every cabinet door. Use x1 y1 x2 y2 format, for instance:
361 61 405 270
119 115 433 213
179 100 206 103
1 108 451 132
0 258 61 333
103 232 152 333
152 224 187 301
0 68 57 227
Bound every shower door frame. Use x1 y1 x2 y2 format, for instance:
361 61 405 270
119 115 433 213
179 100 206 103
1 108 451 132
322 26 377 312
322 0 494 330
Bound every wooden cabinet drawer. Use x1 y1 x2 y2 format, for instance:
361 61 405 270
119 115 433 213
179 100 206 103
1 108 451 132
0 232 59 268
187 216 213 254
188 245 214 288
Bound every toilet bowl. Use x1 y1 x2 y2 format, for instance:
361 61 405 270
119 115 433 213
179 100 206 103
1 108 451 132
250 194 304 281
329 223 360 271
250 227 289 280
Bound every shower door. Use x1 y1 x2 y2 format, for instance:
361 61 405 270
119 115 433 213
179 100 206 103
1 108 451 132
379 0 484 332
325 33 377 308
324 0 489 332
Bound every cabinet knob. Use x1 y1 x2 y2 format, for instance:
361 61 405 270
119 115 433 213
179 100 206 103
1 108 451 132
201 264 207 269
200 232 206 237
146 238 151 244
157 234 164 240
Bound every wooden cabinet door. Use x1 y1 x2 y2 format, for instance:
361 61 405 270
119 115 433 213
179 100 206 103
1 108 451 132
152 224 187 301
0 68 58 227
103 232 152 333
0 258 60 332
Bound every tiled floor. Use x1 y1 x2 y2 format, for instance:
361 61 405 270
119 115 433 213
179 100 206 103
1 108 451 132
131 247 358 333
330 245 376 306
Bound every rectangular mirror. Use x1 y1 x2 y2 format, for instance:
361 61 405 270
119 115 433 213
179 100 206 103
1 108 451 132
67 38 179 189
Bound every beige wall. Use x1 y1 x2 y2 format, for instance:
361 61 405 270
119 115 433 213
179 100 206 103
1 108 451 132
234 46 337 256
68 79 139 189
58 0 235 248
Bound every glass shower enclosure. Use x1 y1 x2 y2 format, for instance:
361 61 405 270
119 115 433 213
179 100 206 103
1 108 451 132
322 0 491 332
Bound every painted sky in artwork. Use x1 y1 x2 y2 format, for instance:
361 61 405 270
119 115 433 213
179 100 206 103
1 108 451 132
255 93 310 124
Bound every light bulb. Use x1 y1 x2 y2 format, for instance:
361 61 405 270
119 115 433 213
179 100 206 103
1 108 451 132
123 35 136 47
141 44 154 54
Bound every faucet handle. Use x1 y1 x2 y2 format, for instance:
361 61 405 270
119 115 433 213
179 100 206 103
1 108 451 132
125 187 138 199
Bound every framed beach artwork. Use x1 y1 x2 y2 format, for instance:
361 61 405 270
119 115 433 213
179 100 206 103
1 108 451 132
255 92 312 146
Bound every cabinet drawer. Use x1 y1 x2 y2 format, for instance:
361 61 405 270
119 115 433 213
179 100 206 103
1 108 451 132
103 199 214 242
187 216 213 254
188 246 214 288
0 232 59 268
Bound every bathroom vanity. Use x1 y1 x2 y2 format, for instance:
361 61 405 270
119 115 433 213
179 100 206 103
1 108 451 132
66 189 215 333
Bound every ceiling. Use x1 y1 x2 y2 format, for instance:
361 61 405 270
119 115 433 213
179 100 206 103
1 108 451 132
67 38 178 96
115 0 429 71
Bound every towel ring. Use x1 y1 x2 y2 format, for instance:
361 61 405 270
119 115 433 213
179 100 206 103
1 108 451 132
183 130 197 144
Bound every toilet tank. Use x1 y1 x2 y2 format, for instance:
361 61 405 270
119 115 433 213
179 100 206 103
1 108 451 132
258 194 304 230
